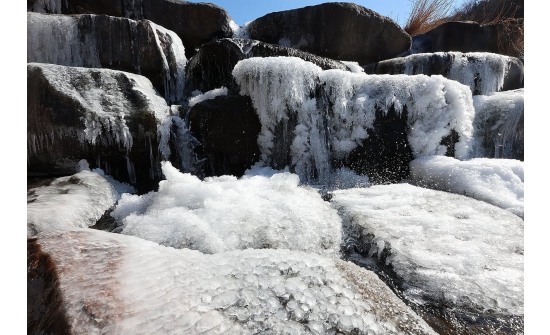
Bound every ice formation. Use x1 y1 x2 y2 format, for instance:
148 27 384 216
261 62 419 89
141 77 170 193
27 12 187 104
35 229 438 334
112 162 343 255
28 63 172 160
27 171 118 236
233 57 475 181
409 155 524 218
188 87 228 107
331 184 524 315
472 89 524 159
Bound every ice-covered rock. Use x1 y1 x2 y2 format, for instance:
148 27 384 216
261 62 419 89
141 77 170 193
411 20 524 58
184 38 351 97
27 63 172 188
247 2 411 65
27 170 118 236
364 52 524 95
27 12 186 104
233 57 475 183
27 0 234 59
187 94 261 178
29 229 438 334
112 162 342 256
472 89 524 160
331 184 524 317
409 155 524 218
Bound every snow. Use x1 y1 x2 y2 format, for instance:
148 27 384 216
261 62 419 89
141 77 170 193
36 229 438 334
188 87 228 107
233 57 476 181
29 63 172 159
331 183 524 315
112 162 343 256
409 155 524 218
472 89 524 159
27 12 187 104
27 171 118 236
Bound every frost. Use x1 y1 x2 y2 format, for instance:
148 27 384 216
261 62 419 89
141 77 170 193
409 155 524 218
331 183 524 315
112 162 343 256
188 87 228 107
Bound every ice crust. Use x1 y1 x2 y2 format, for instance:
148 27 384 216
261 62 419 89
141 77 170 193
472 89 524 159
188 87 228 107
27 12 187 104
112 162 343 256
27 170 118 236
28 63 172 159
232 57 475 182
409 155 524 218
390 52 515 95
36 229 437 335
331 184 524 315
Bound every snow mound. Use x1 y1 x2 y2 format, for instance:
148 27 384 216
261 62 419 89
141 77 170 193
410 155 524 218
112 162 343 256
331 183 524 315
35 229 438 335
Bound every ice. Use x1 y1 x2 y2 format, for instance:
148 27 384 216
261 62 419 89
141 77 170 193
331 183 524 315
233 57 475 181
35 229 438 334
30 0 63 13
188 87 228 107
341 61 366 73
27 171 118 236
29 63 172 159
409 155 524 218
471 89 524 159
27 12 187 104
112 161 343 256
230 20 251 39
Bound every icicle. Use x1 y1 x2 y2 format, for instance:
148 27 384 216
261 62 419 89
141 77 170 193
125 156 137 184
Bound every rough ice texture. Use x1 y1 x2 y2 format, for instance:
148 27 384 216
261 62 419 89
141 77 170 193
35 229 437 335
27 12 187 104
409 155 524 218
331 184 524 316
472 89 524 160
27 63 172 159
112 162 343 256
233 57 475 181
188 87 228 107
27 171 118 236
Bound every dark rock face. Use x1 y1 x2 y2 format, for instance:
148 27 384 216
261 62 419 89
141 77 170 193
27 12 186 104
185 38 352 96
28 238 71 335
27 63 170 191
412 20 524 58
247 2 411 65
187 95 261 178
364 52 524 95
28 0 234 59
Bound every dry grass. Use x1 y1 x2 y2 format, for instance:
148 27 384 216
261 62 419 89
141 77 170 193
404 0 455 36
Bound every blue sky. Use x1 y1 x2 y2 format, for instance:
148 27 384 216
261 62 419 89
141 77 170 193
189 0 470 26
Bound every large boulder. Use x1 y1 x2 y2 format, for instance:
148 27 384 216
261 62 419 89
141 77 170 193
364 52 524 95
187 94 261 178
27 12 186 104
184 38 353 97
28 0 234 59
27 63 172 191
411 20 524 58
247 2 411 65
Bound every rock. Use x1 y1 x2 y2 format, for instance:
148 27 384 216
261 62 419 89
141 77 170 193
184 38 352 97
247 2 411 65
187 94 261 178
411 20 524 58
27 63 172 191
472 89 524 160
27 12 186 104
364 51 524 95
27 0 234 59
